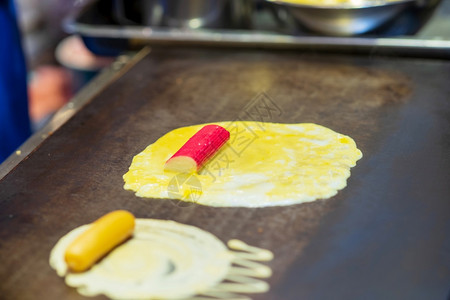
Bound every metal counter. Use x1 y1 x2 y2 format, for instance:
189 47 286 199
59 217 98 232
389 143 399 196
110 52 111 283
66 0 450 58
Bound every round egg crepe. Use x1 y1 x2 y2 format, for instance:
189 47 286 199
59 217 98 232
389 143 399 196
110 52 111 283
49 219 273 300
123 122 362 207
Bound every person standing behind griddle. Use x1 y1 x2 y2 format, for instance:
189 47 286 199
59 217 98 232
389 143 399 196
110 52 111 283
0 0 32 163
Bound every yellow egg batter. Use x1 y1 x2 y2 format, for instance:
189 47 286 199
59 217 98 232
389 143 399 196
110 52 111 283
123 122 362 207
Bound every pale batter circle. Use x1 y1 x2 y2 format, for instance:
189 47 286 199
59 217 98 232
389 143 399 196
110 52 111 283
50 219 232 299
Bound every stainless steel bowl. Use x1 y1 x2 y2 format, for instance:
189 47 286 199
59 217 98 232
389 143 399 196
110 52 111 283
164 0 225 28
113 0 254 29
267 0 417 36
164 0 254 28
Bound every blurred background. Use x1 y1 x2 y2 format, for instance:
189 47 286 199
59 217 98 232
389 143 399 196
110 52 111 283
0 0 115 163
16 0 114 131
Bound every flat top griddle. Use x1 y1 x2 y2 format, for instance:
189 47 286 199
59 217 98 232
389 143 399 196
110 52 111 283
1 48 450 300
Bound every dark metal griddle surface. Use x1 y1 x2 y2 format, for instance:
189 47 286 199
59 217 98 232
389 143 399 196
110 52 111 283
1 48 450 300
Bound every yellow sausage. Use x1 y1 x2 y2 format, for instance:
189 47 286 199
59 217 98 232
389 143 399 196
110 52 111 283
64 210 135 272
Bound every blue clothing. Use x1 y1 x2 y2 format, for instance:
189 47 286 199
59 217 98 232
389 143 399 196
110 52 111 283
0 0 31 162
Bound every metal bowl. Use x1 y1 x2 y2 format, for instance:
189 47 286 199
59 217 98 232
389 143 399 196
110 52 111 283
267 0 417 36
112 0 254 29
164 0 225 28
164 0 254 28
